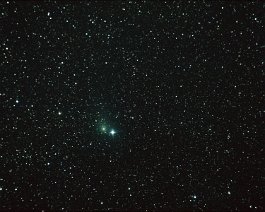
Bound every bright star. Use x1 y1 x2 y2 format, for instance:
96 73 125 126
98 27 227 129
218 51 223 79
110 129 116 135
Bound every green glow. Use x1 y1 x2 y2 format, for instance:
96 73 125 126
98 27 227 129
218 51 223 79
98 120 117 136
101 126 106 132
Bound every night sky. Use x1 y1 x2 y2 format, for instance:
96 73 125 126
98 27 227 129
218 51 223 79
1 1 265 211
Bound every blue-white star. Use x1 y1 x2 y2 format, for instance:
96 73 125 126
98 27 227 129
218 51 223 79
110 129 116 135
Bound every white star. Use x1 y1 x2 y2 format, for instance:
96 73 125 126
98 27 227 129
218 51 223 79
110 129 116 135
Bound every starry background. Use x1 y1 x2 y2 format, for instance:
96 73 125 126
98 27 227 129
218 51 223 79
1 1 265 211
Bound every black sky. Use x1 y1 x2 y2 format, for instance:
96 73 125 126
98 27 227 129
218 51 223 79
1 1 265 211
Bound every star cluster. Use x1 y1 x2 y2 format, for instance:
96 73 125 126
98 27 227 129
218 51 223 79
1 1 265 211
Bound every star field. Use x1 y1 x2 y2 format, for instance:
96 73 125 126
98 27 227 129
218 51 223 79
1 1 265 211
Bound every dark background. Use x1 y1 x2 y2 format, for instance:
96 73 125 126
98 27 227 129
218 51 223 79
0 1 265 211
